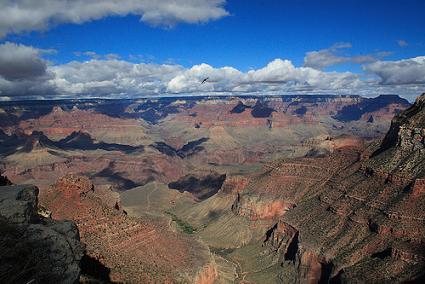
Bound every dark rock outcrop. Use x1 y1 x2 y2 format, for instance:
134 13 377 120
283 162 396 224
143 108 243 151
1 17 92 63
0 180 84 284
374 93 425 156
0 174 11 186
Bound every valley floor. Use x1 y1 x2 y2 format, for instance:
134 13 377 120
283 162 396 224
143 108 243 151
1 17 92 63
121 181 282 283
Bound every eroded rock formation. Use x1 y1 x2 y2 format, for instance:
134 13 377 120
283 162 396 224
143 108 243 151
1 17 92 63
0 94 410 197
232 149 361 221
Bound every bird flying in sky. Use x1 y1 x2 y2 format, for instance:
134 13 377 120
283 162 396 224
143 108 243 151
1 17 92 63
201 77 209 84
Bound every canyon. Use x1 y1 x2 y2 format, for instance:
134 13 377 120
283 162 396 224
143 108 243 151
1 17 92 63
1 93 424 283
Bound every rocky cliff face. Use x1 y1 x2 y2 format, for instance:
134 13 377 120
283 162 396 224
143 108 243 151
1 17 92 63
375 93 425 155
0 176 84 283
232 148 361 221
256 93 425 283
16 107 150 146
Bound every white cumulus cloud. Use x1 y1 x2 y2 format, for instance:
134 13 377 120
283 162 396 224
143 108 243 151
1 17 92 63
50 59 184 97
167 63 243 93
0 0 229 38
0 42 424 100
364 56 425 85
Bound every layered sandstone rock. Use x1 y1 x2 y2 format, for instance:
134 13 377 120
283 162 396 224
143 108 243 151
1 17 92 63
377 92 425 155
17 108 150 145
219 175 248 194
232 194 294 220
232 149 361 221
264 220 298 254
194 263 219 284
5 146 188 192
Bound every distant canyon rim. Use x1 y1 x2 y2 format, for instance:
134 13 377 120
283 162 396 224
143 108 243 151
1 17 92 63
1 93 425 283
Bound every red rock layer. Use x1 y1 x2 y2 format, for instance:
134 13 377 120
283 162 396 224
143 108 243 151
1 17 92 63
412 178 425 197
16 108 148 144
219 175 248 194
232 148 361 220
42 175 212 283
6 152 187 191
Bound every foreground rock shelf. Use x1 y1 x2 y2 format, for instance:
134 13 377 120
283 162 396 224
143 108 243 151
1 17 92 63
0 177 84 283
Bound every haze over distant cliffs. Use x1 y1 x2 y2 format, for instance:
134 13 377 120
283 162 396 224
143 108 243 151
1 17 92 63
0 95 409 191
2 93 425 283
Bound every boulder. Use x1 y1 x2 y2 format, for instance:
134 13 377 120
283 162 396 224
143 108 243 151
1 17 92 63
0 181 84 284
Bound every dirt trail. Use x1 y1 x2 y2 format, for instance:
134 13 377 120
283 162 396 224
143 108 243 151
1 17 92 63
145 183 158 211
212 252 255 284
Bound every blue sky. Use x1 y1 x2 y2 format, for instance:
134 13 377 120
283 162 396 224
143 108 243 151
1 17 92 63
7 0 425 70
0 0 424 100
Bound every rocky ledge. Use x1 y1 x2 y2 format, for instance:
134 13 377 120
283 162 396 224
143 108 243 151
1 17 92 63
0 175 84 284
